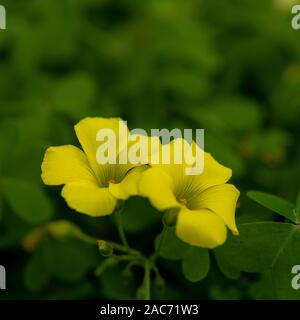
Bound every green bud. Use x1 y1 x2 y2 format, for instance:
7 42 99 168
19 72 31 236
98 240 114 257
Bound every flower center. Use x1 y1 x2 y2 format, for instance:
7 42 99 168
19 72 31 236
107 179 115 185
178 198 188 206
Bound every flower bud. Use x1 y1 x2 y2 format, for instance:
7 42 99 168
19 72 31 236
98 240 114 257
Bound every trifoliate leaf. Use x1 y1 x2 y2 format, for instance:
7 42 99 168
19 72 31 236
182 247 210 282
247 191 296 223
272 228 300 299
214 249 241 280
215 222 300 299
155 226 188 261
215 222 295 273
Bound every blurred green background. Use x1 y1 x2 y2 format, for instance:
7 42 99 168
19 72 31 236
0 0 300 299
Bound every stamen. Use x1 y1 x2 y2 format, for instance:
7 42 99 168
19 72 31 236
178 198 188 206
108 179 115 184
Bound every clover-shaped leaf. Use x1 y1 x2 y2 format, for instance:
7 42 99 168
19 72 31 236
247 191 297 223
215 222 300 299
155 227 210 282
182 247 210 282
155 226 187 261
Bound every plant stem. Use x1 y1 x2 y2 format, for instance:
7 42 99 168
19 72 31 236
105 241 141 257
115 207 129 249
152 224 167 260
143 260 151 300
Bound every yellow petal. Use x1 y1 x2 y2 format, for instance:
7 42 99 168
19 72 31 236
138 167 179 211
189 184 240 234
176 207 227 249
41 145 98 185
201 151 232 187
109 166 148 200
176 151 232 198
74 117 129 184
61 181 117 217
150 139 232 198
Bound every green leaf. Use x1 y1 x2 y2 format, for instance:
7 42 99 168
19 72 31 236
214 249 241 280
247 191 296 223
272 228 300 299
24 246 50 292
182 247 210 282
1 178 53 224
155 226 188 261
45 237 99 282
216 222 300 299
215 222 295 272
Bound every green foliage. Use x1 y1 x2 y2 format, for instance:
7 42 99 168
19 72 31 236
24 236 99 292
216 222 300 299
1 178 53 224
247 191 297 223
155 227 210 282
53 73 97 121
155 227 187 261
182 247 210 282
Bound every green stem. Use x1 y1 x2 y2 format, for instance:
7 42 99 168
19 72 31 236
143 260 151 300
115 208 129 249
95 255 142 277
152 224 167 260
105 241 141 257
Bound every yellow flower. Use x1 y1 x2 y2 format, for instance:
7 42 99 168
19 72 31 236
41 117 146 217
138 138 240 249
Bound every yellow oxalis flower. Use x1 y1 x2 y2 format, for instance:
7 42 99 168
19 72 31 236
41 117 146 217
138 138 240 249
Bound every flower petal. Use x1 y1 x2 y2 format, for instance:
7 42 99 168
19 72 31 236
41 145 97 186
189 184 240 234
61 181 117 217
74 117 129 185
138 167 179 211
179 151 232 198
176 207 227 249
109 166 148 200
201 151 232 187
151 139 232 198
